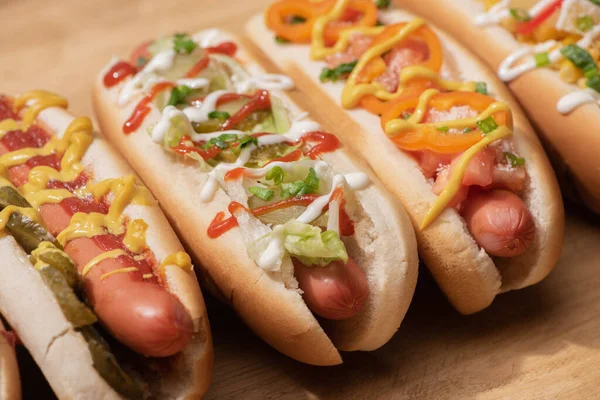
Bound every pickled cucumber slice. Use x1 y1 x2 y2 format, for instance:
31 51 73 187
5 212 61 253
79 326 144 400
0 186 31 208
38 265 96 328
31 244 78 288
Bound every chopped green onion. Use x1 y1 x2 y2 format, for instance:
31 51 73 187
589 0 600 5
535 52 551 67
561 44 600 93
208 111 231 121
374 0 390 9
289 15 306 24
280 168 319 198
510 8 531 22
504 152 526 167
320 61 358 83
576 15 595 32
266 166 285 185
403 113 412 120
173 33 197 54
275 36 289 44
376 20 385 27
167 85 193 106
136 56 147 68
205 133 239 150
477 116 499 134
239 135 258 148
249 186 275 201
463 127 473 133
475 81 488 95
436 126 450 132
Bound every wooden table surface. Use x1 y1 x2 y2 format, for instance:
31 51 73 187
4 0 600 398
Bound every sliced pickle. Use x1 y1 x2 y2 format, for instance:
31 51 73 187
0 186 31 208
5 212 61 253
31 250 78 288
235 110 271 132
38 265 97 328
216 98 249 116
245 143 297 168
79 326 144 400
192 119 222 134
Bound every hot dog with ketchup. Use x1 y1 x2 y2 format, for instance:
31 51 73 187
248 0 564 314
93 30 418 365
0 91 212 399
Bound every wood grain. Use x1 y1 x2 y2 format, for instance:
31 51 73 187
2 0 600 398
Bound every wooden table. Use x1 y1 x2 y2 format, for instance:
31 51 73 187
4 0 600 398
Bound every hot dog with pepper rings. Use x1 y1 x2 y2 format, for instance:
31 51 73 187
0 318 20 400
394 0 600 214
249 2 564 314
93 30 418 365
0 92 212 399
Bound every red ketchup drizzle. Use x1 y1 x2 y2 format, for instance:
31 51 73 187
220 90 271 130
2 125 51 151
207 202 246 238
172 135 222 159
26 153 61 170
94 234 158 283
224 167 245 181
103 61 137 88
267 149 303 164
302 132 341 159
123 82 175 134
184 41 239 78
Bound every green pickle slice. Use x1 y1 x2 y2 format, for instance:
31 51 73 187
0 186 32 208
79 326 144 399
31 246 79 288
5 212 61 253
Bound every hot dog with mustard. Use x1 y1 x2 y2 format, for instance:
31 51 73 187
248 0 564 314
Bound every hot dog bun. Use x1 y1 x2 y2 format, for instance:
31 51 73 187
0 318 20 400
246 9 564 314
93 31 418 365
395 0 600 213
0 104 212 399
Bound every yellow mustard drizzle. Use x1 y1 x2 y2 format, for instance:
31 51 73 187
310 0 352 60
100 267 139 281
160 251 193 273
0 90 192 280
336 18 476 108
81 249 128 277
142 273 153 279
0 120 21 136
384 89 513 136
420 126 513 230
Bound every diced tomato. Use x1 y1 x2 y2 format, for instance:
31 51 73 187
460 147 495 187
486 167 527 192
341 7 362 23
325 33 374 69
2 125 51 151
205 42 238 57
375 38 429 93
47 172 90 192
410 150 456 179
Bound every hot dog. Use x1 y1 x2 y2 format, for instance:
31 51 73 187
93 29 418 365
0 318 20 400
395 0 600 214
247 0 564 314
0 92 212 399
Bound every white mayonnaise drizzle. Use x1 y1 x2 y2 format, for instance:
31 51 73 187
117 50 176 106
192 29 225 48
235 74 295 93
557 88 600 113
175 78 210 89
183 90 229 123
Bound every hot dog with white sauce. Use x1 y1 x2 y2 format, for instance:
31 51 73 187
392 0 600 213
0 318 20 400
93 30 418 365
0 92 212 399
248 0 564 314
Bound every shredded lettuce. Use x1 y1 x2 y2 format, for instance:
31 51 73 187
163 113 191 148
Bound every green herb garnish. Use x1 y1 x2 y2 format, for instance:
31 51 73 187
249 186 275 201
510 8 531 22
208 111 231 121
437 126 450 132
374 0 390 9
281 168 319 198
576 15 595 32
463 127 473 133
136 56 148 68
289 15 306 24
320 61 358 83
173 33 197 54
534 52 551 67
167 85 193 106
477 116 499 134
475 81 488 95
403 113 412 120
266 166 285 185
275 36 289 44
504 152 526 167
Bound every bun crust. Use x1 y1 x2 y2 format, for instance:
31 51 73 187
395 0 600 213
0 317 20 400
92 31 418 364
245 9 564 314
0 106 212 398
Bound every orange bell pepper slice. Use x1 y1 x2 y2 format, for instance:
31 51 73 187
265 0 377 44
356 23 444 115
380 91 512 154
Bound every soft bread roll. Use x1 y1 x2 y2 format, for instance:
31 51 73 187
0 106 212 399
0 317 20 400
395 0 600 213
246 9 564 314
93 31 418 365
